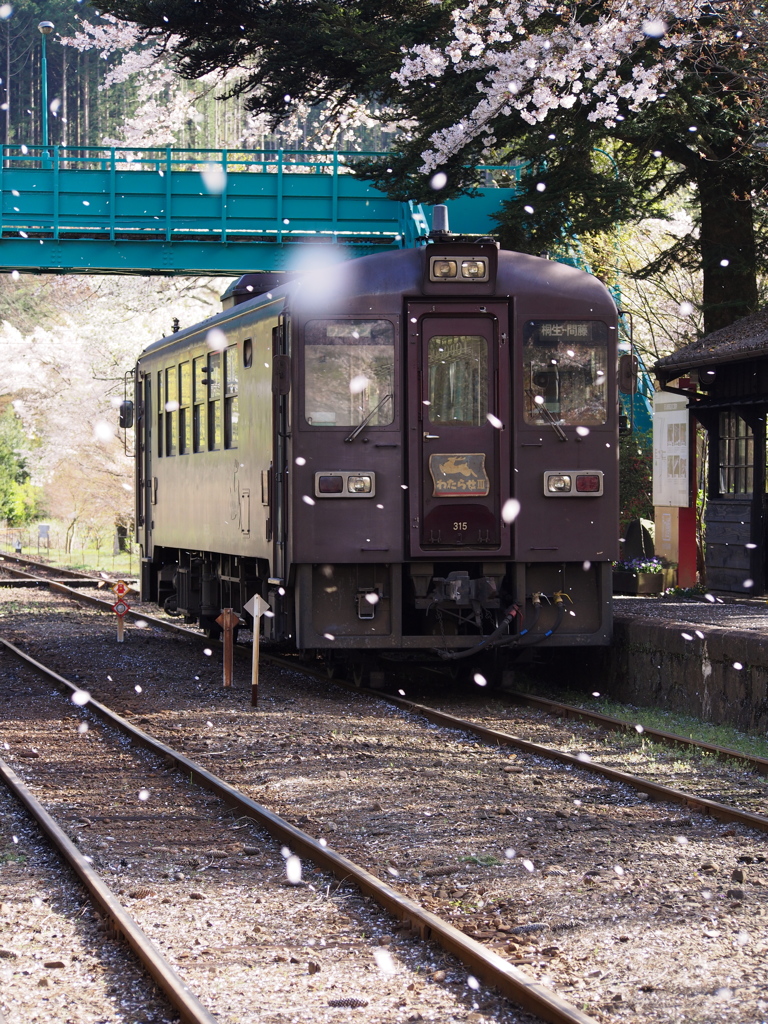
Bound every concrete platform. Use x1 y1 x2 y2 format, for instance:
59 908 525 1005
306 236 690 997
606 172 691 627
601 594 768 733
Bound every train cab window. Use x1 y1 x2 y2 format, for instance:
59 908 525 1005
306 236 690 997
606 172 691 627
165 366 178 456
208 352 222 451
193 355 207 452
179 361 191 454
225 345 239 448
523 321 609 426
304 319 395 427
428 335 488 426
157 370 163 457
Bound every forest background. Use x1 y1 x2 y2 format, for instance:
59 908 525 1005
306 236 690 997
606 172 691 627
1 0 750 556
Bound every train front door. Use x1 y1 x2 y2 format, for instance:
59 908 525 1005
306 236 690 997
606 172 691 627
406 303 511 557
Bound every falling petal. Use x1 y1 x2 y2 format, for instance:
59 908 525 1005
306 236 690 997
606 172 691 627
286 855 302 884
430 172 447 190
350 374 369 395
201 163 227 194
71 689 90 706
522 859 534 872
642 18 667 36
486 413 503 429
501 498 520 523
135 685 142 693
473 673 487 687
303 495 316 506
206 328 227 352
467 976 480 990
373 948 397 974
138 789 150 801
635 724 644 734
295 456 306 466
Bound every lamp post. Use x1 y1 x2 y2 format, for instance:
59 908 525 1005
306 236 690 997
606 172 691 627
38 21 54 160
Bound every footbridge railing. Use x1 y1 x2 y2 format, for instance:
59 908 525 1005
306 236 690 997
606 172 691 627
0 146 521 275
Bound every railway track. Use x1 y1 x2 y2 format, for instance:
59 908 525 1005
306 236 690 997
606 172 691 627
0 552 125 589
0 760 218 1024
1 631 594 1024
3 568 768 1020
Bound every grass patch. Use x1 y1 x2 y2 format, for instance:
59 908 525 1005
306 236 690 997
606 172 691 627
551 689 768 761
0 536 139 578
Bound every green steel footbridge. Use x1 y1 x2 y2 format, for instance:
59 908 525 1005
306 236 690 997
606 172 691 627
0 145 519 276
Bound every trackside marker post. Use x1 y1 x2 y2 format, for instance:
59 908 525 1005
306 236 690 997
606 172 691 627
243 594 271 706
216 609 240 688
112 598 130 642
112 581 130 643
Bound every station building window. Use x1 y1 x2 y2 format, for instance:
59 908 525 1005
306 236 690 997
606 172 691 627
193 355 207 452
225 345 239 448
719 411 753 495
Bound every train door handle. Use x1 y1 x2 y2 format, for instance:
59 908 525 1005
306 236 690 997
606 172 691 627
423 432 440 440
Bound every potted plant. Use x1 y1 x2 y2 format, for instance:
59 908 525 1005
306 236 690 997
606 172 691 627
612 555 666 595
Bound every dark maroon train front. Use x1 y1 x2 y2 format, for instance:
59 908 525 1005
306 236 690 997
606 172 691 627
130 233 620 676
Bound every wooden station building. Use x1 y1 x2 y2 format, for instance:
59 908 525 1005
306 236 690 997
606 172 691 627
655 308 768 595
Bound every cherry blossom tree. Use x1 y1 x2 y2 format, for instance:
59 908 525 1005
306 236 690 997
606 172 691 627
89 0 768 332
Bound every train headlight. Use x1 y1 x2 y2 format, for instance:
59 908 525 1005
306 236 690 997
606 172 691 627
314 471 376 497
461 258 489 281
543 470 604 496
430 258 458 280
347 475 373 493
546 474 572 493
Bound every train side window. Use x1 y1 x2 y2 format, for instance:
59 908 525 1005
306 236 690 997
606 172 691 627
428 335 488 426
208 352 222 451
165 365 178 456
523 321 609 426
193 355 207 452
179 361 191 454
225 345 239 448
157 370 163 457
304 319 395 427
243 338 253 368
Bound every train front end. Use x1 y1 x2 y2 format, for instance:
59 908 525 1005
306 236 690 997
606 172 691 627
283 234 619 666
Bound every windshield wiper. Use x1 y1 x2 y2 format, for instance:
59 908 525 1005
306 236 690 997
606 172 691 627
344 394 393 442
525 389 568 442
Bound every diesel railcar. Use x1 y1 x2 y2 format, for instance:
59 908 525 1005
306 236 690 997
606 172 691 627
128 222 621 673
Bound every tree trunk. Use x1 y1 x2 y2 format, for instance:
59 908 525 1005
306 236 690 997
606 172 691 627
698 161 758 335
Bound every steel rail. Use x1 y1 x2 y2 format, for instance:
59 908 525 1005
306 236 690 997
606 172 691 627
361 690 768 834
0 635 598 1024
504 690 768 776
10 570 768 824
0 755 220 1024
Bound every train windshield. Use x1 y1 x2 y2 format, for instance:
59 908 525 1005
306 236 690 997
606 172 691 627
523 320 609 426
427 335 488 426
304 319 395 427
